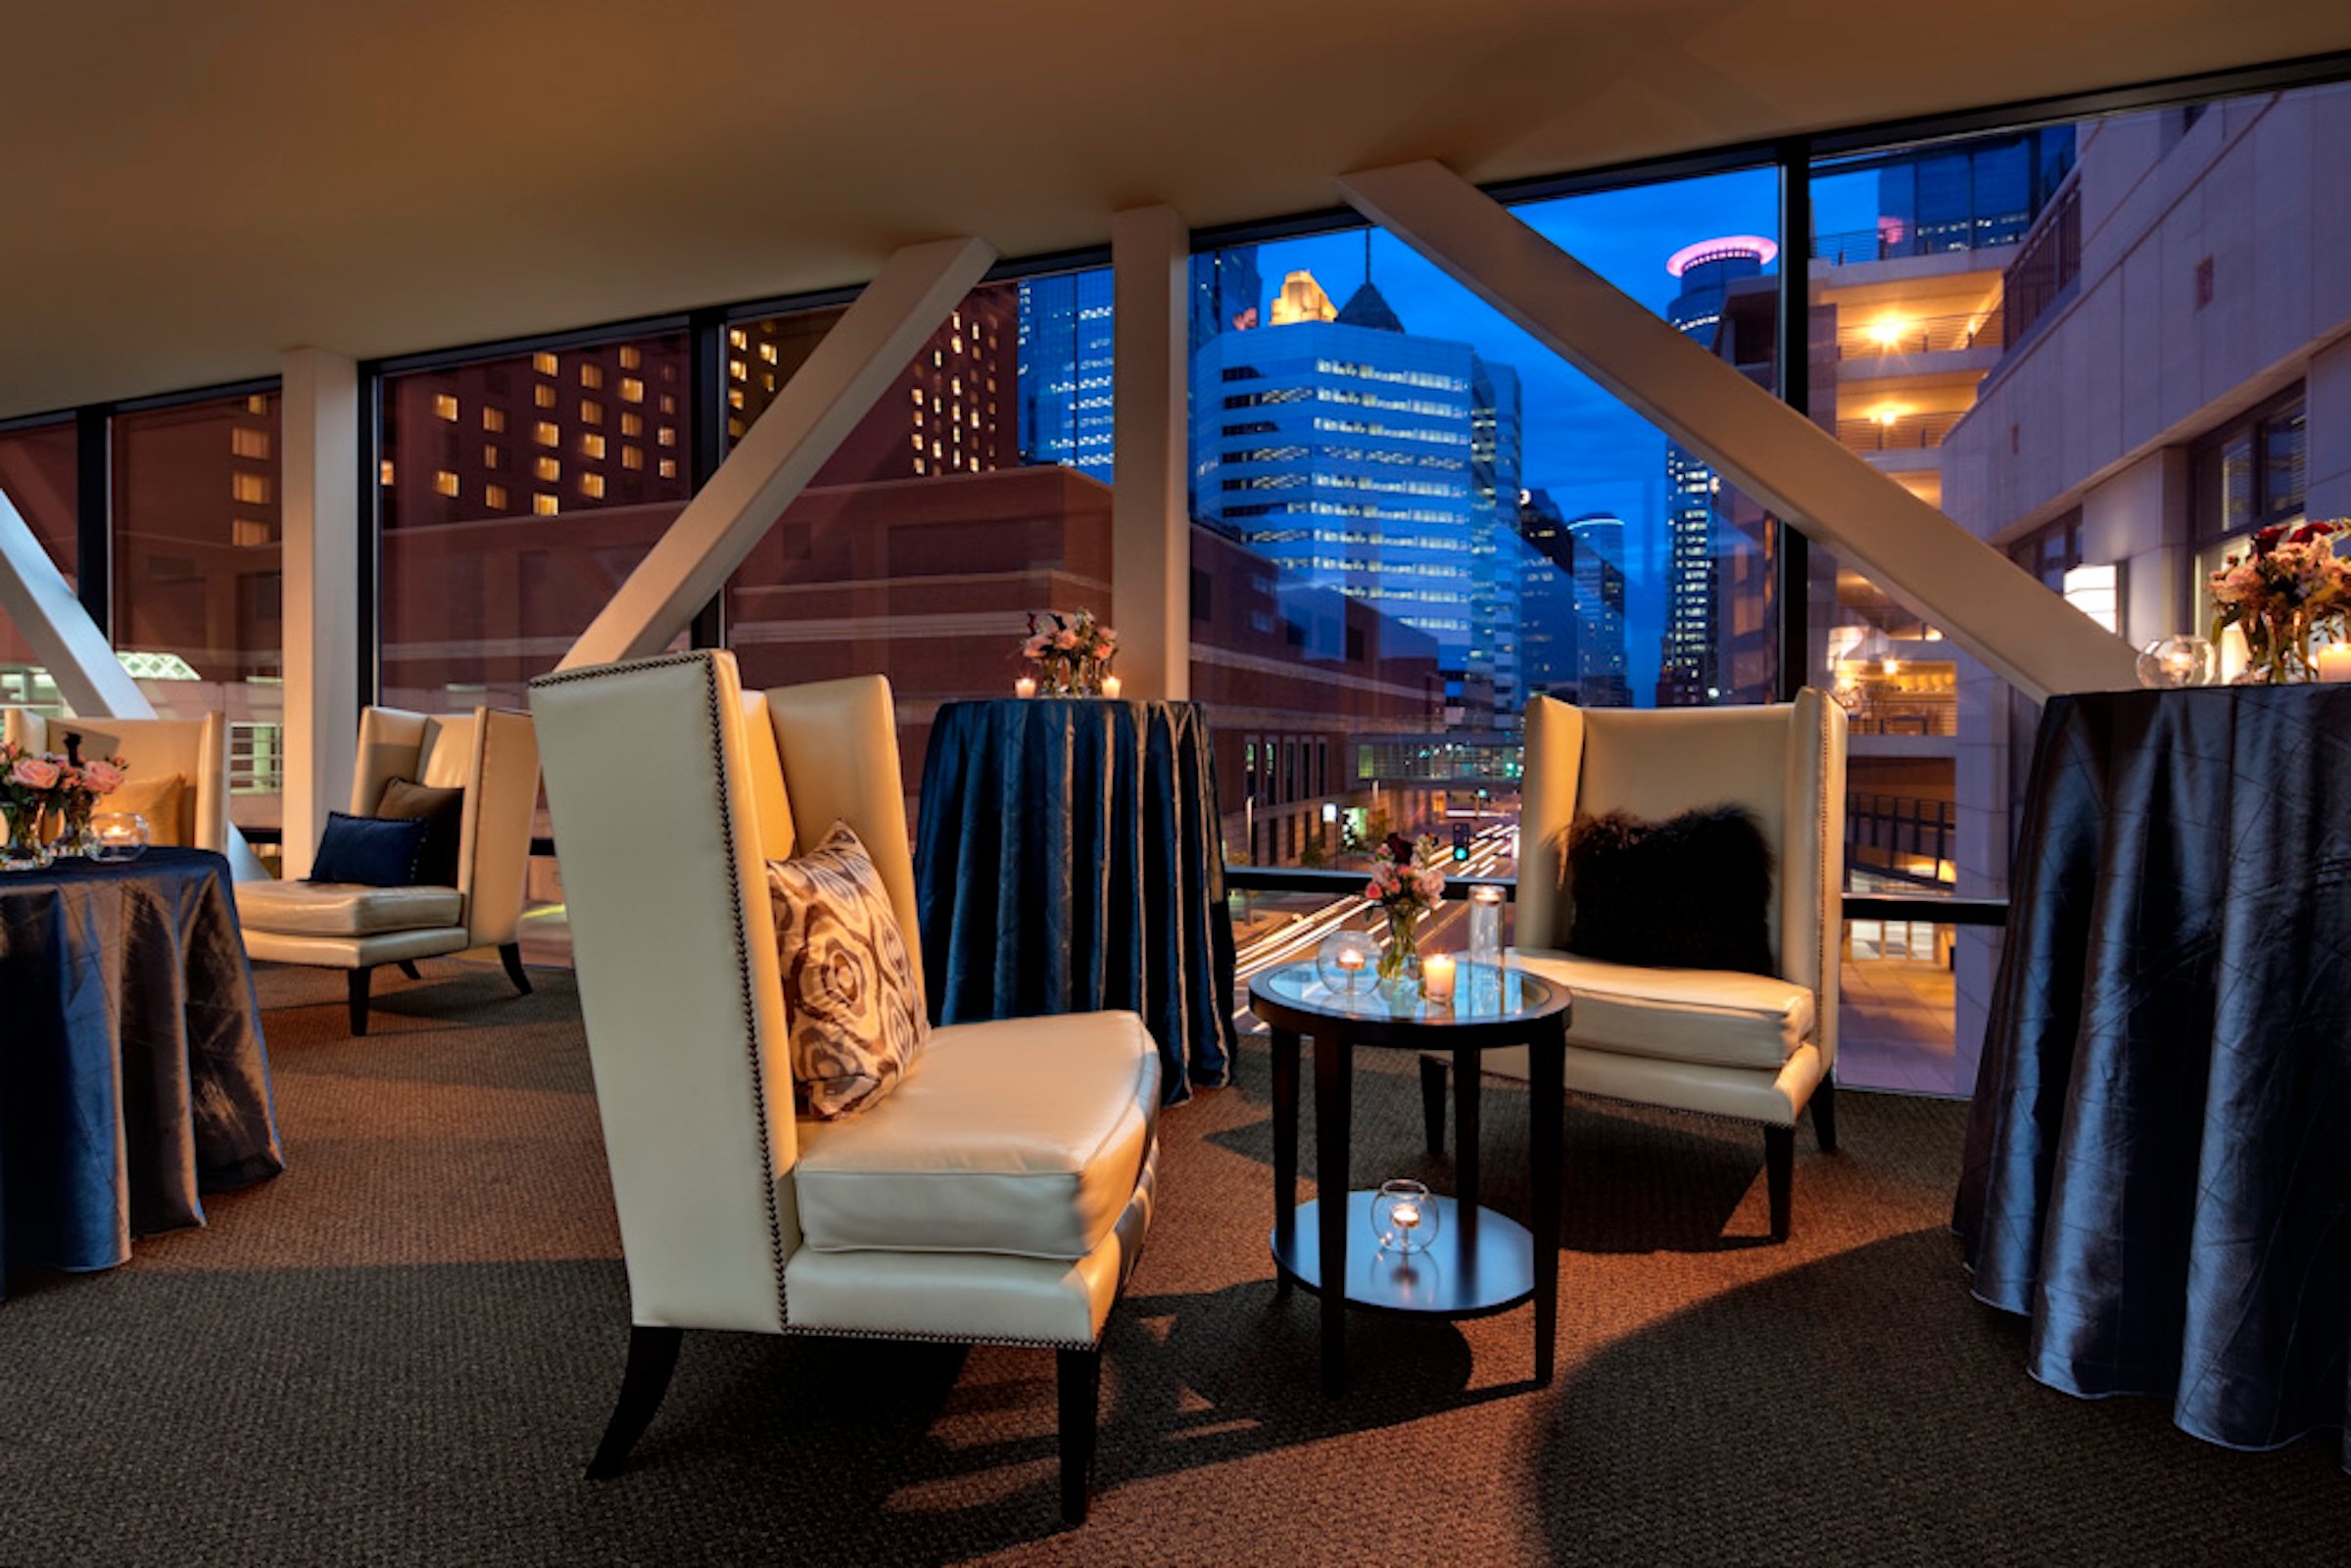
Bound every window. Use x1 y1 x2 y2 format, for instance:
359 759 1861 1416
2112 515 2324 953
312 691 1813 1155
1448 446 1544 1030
2191 389 2306 541
482 407 506 433
433 470 459 498
0 420 79 685
432 394 459 422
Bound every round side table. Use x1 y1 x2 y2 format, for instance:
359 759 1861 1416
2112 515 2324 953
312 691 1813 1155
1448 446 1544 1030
1248 959 1570 1396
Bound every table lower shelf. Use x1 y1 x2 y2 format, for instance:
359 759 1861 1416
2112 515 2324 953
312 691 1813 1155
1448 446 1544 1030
1270 1193 1534 1318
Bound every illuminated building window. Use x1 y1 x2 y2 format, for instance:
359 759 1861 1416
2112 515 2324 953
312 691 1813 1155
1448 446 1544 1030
728 388 744 410
483 444 503 468
657 458 677 479
581 400 602 426
535 456 560 481
580 364 602 389
620 412 643 437
622 446 643 470
433 470 459 498
245 394 269 415
914 407 924 427
729 357 747 382
231 428 272 459
910 433 923 450
379 459 396 486
762 373 776 393
534 353 558 375
618 345 642 370
910 388 922 404
535 385 557 408
484 483 507 509
659 395 675 414
581 433 606 459
913 455 926 474
432 394 459 421
657 427 675 447
580 473 605 499
534 493 558 515
758 342 778 364
482 407 505 433
232 518 271 547
231 473 271 505
620 378 644 404
728 328 747 351
535 421 559 447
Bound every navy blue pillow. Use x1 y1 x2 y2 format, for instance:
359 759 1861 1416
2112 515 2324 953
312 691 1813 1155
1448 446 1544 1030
308 811 429 886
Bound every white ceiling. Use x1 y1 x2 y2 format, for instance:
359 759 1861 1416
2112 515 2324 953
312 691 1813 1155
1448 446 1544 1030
4 0 2347 419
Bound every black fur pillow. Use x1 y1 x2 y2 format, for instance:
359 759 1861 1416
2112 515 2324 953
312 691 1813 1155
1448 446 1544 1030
1564 804 1776 974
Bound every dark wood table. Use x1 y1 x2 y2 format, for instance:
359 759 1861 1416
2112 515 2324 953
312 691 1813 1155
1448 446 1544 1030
1250 959 1570 1396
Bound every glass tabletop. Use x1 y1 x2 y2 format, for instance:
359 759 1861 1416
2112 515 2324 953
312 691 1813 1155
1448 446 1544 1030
1251 959 1558 1026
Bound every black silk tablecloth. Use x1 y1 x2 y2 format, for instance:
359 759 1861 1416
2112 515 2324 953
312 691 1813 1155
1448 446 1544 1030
0 847 282 1296
1954 685 2351 1465
914 698 1237 1105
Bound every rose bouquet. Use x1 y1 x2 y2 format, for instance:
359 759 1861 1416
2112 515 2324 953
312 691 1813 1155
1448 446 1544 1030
3 741 65 867
1364 832 1445 983
1018 608 1118 695
2208 518 2351 684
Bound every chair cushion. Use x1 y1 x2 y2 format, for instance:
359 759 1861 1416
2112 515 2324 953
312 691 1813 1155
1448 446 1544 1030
765 821 928 1118
374 777 465 886
1566 805 1776 974
309 811 429 886
110 772 187 847
236 879 463 937
792 1010 1159 1261
1515 949 1814 1072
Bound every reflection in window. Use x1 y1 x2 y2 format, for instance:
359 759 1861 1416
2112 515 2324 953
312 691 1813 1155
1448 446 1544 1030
0 420 79 690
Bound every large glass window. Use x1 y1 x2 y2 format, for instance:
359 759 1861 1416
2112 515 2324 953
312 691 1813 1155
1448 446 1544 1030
114 393 284 832
379 330 696 712
0 419 79 701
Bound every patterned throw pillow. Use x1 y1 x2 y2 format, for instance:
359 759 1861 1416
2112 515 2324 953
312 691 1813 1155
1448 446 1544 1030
764 821 928 1118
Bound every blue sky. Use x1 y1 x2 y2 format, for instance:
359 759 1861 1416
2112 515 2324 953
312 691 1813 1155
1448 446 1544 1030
1223 166 1877 703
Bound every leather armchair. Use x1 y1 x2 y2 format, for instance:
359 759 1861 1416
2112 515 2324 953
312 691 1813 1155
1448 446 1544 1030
1425 690 1847 1240
235 706 541 1034
2 708 230 854
528 650 1158 1524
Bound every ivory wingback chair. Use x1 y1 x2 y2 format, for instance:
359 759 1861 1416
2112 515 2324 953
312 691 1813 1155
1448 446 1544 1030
235 706 541 1035
2 708 230 853
1426 690 1847 1240
528 651 1158 1524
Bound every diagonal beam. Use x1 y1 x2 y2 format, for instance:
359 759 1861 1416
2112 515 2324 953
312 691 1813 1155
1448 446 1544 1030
560 236 998 670
1336 160 2137 703
0 491 154 718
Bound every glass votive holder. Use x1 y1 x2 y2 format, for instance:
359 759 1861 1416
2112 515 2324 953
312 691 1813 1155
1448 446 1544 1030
1368 1178 1440 1256
88 812 151 863
1420 952 1457 1003
1467 883 1503 968
2135 634 2216 689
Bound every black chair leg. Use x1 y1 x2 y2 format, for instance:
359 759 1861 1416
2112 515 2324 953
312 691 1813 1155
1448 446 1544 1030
1418 1054 1447 1157
1057 1345 1102 1525
1812 1072 1839 1154
396 960 422 980
1765 1125 1794 1242
501 942 533 996
347 967 373 1036
586 1325 683 1480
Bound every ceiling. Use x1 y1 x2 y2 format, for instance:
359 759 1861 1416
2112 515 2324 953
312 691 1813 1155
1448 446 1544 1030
5 0 2347 419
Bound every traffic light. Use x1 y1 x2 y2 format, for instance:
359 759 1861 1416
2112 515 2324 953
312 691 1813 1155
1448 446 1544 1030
1452 823 1470 863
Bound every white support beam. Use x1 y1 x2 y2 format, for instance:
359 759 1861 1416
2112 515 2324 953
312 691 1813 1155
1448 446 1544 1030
280 347 360 877
1112 205 1191 700
561 236 998 671
1336 160 2139 703
0 497 153 719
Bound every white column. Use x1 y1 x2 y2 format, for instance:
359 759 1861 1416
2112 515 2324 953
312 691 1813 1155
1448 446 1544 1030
280 347 360 877
561 236 997 671
1112 205 1191 699
1336 160 2139 703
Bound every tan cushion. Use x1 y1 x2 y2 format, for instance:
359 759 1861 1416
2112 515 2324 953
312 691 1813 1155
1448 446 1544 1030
236 879 463 937
1515 949 1815 1072
109 772 187 847
792 1010 1159 1261
765 822 928 1118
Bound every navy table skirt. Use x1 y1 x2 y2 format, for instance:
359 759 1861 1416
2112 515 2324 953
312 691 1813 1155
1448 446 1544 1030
0 847 282 1296
1954 685 2351 1465
914 698 1237 1105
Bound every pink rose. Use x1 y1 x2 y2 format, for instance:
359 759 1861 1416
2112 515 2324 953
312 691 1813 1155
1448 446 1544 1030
84 760 125 793
1363 880 1383 902
1055 629 1080 650
1092 641 1112 659
10 757 60 790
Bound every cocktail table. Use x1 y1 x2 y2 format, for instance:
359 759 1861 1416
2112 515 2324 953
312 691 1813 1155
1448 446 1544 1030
1249 959 1570 1396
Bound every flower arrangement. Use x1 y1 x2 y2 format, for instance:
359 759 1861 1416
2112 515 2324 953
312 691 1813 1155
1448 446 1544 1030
2 735 127 868
1019 608 1118 695
1364 832 1445 983
2208 519 2351 684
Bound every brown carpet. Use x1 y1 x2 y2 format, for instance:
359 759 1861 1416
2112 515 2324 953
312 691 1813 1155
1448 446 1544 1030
2 961 2346 1566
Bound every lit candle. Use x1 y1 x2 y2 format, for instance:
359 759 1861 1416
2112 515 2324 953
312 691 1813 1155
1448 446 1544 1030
1100 674 1123 699
1390 1200 1421 1231
2318 645 2351 684
1014 676 1037 698
1422 953 1456 1003
1335 946 1366 974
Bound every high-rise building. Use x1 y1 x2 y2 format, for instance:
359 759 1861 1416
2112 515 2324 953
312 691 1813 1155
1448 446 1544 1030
1017 270 1116 482
1516 488 1577 699
1567 511 1633 706
1657 235 1775 704
1192 268 1525 730
1189 249 1264 349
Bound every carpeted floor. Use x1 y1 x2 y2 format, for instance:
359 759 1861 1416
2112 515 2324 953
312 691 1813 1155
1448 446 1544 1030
4 962 2347 1566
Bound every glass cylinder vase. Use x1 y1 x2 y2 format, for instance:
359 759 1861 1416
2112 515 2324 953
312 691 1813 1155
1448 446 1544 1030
3 803 54 872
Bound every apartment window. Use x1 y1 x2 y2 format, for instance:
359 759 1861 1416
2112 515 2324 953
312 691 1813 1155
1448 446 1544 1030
533 352 558 375
2192 389 2306 541
432 394 459 422
620 378 645 404
231 428 272 459
534 421 559 447
482 407 505 433
580 364 603 390
230 473 272 505
534 456 560 482
580 433 606 459
534 494 558 516
484 483 507 510
580 474 605 499
619 345 642 370
534 385 557 409
433 470 459 498
2007 509 2083 591
581 401 603 426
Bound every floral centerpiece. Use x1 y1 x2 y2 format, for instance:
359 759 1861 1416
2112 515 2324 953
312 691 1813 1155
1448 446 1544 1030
1 736 126 868
2208 518 2351 685
1364 832 1445 986
1019 608 1118 695
54 743 127 857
